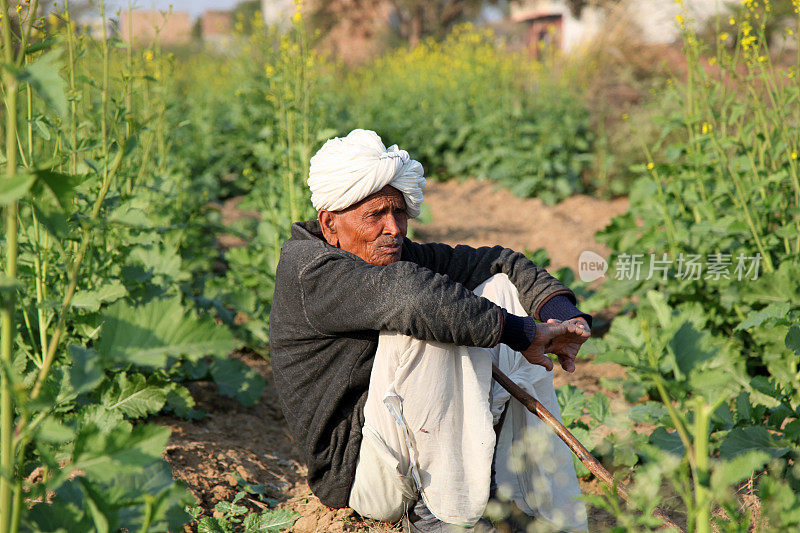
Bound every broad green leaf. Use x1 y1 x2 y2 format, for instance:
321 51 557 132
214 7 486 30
243 508 300 532
210 358 264 406
586 393 610 424
34 169 88 211
711 450 769 491
649 427 685 456
165 383 203 419
670 321 715 375
735 301 792 331
72 281 128 312
100 373 167 418
0 173 37 204
32 198 69 240
628 402 668 424
555 384 586 426
17 48 68 116
78 405 127 433
719 426 790 459
37 416 76 443
96 297 236 368
67 346 105 395
70 423 170 484
25 482 92 531
112 461 193 531
130 245 189 282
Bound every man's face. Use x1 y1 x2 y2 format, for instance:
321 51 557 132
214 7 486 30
320 185 408 266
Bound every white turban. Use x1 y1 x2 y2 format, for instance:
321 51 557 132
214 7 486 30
308 129 427 218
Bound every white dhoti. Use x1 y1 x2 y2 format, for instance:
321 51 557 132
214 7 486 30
348 274 588 531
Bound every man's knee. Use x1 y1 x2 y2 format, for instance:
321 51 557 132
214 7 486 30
473 274 525 315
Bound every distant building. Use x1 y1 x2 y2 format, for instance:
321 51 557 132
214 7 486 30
202 10 232 45
510 0 727 54
120 10 192 46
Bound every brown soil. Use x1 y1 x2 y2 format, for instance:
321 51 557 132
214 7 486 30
411 178 629 273
161 179 633 532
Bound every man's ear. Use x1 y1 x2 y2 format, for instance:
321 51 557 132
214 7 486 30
318 210 338 247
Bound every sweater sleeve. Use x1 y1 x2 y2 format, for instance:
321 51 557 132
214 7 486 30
539 294 593 327
297 251 505 348
401 240 575 320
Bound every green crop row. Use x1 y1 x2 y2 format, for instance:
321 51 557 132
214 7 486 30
555 3 800 530
0 3 306 531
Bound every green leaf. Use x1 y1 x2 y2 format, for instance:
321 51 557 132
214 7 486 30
711 450 769 491
34 169 88 211
735 302 792 331
72 281 128 312
68 345 105 395
786 325 800 355
70 423 170 484
100 373 167 418
198 516 229 533
586 393 610 424
555 384 586 426
719 427 790 459
243 508 300 532
670 321 715 375
165 383 202 420
96 297 236 368
32 198 69 240
78 405 126 433
210 358 264 406
215 500 248 517
38 416 76 443
628 402 668 424
111 461 193 531
0 173 36 204
646 290 672 328
17 48 68 116
649 427 685 456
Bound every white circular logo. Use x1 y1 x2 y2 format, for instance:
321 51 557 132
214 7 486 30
577 250 608 282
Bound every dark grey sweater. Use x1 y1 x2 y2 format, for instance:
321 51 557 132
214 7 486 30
269 221 581 509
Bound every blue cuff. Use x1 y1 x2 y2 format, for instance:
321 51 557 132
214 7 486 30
500 312 537 352
539 294 592 328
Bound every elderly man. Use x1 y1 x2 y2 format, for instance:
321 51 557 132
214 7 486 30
270 129 591 532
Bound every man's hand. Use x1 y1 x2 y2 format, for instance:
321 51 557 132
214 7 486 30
544 317 590 373
520 319 590 372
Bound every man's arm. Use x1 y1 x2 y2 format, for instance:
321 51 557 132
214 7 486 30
297 251 506 348
401 240 580 321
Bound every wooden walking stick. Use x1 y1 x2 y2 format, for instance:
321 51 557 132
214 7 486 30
491 363 683 532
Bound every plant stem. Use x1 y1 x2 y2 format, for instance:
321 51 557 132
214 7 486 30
693 402 711 533
65 0 79 174
0 0 19 530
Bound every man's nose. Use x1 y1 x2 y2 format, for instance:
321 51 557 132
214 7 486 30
383 214 401 236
